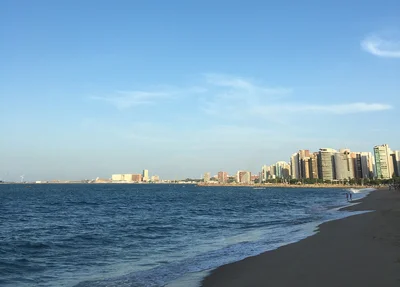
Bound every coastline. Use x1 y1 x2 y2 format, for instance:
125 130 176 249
201 188 400 287
197 182 378 189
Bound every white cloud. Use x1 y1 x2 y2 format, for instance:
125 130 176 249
361 34 400 58
91 86 207 109
204 73 292 95
90 74 393 119
91 91 171 109
197 74 393 119
253 102 392 115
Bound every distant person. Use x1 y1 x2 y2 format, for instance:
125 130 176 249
349 192 352 201
346 193 349 201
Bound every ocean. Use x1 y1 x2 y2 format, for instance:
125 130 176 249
0 184 371 287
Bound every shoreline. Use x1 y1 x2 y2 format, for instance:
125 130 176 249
201 188 400 286
197 182 378 189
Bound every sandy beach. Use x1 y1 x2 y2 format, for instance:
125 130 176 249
202 189 400 287
197 182 374 189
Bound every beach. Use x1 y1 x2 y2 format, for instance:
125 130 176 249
197 182 375 189
202 189 400 287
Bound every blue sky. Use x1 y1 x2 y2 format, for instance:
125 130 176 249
1 0 400 181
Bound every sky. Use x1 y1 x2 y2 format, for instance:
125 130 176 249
1 0 400 181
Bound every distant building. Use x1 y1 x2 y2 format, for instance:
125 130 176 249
251 174 259 181
203 172 211 183
391 151 400 177
334 149 354 180
151 175 160 182
290 153 300 179
374 144 393 179
309 153 319 179
142 169 149 182
298 150 311 179
124 174 134 181
360 152 374 179
301 158 310 179
217 171 228 183
112 174 140 182
275 161 290 179
261 165 268 182
237 171 251 184
112 174 124 181
132 174 142 182
352 152 362 179
318 148 337 181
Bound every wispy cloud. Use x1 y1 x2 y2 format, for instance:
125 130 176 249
361 34 400 58
91 86 207 109
91 91 172 109
200 74 292 118
252 102 392 115
198 74 393 119
204 73 292 95
90 74 393 118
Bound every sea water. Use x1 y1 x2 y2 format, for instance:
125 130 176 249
0 184 372 287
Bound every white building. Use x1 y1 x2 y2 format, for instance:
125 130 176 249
112 174 124 181
374 144 393 179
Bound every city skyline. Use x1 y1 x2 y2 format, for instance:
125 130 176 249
1 1 400 180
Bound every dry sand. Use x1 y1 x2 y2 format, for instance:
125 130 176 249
202 189 400 287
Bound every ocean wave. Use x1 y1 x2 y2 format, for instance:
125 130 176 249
347 187 376 194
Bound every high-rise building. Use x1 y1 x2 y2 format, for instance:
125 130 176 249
301 157 311 179
360 152 374 178
237 171 251 184
374 144 393 179
352 152 362 179
290 150 311 179
309 153 319 179
261 165 268 182
334 149 354 180
299 150 310 179
203 172 211 183
391 151 400 177
217 171 228 183
142 169 149 182
290 153 300 179
318 148 337 181
275 161 290 179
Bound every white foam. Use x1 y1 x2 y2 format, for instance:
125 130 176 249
347 187 376 194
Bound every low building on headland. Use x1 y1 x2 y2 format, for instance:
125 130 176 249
112 174 142 182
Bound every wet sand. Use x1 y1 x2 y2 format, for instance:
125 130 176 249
202 189 400 287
